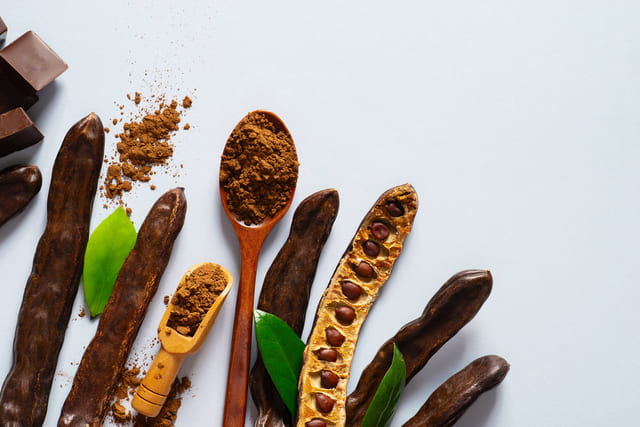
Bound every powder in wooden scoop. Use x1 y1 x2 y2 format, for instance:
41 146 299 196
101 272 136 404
166 264 227 336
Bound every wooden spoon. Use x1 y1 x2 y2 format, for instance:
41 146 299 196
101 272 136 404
220 110 297 426
132 262 233 418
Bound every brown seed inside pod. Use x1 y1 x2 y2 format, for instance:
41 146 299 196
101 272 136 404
335 306 356 325
320 370 340 389
325 328 345 347
315 393 335 413
317 348 338 362
371 222 390 240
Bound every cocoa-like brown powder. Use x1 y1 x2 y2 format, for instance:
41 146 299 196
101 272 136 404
166 264 228 336
133 376 191 427
219 112 299 225
103 94 192 200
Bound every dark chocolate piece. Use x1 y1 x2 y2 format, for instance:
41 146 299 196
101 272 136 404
0 61 38 114
0 107 43 157
0 31 68 91
0 17 7 46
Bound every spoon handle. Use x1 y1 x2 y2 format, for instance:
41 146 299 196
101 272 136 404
223 233 264 426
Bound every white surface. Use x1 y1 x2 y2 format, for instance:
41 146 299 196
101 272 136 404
1 1 639 426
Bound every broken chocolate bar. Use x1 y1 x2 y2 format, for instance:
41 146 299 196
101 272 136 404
0 17 7 46
0 107 43 157
0 31 68 91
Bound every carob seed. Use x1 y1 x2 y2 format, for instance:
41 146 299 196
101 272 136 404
317 348 338 362
306 420 327 427
387 200 404 216
315 394 335 413
363 240 379 257
341 281 362 300
325 328 345 347
354 261 374 278
320 370 340 389
371 222 390 240
335 306 356 325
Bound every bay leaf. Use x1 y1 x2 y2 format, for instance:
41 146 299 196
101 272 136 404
83 206 137 317
254 309 305 418
361 344 406 427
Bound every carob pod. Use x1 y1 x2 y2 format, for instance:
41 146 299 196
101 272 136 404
0 113 104 426
0 164 42 227
345 270 493 426
402 355 510 427
58 188 187 427
296 184 418 427
249 189 340 427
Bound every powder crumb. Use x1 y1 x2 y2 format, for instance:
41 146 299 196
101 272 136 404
113 118 118 125
126 207 132 215
133 376 191 427
102 92 192 202
78 308 86 318
183 123 190 130
164 295 170 305
151 185 156 190
105 127 110 133
182 96 192 108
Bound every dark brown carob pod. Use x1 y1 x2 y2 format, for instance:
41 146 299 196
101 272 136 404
402 355 510 427
0 164 41 227
346 270 493 426
249 189 340 427
58 188 187 427
297 184 418 427
0 113 104 426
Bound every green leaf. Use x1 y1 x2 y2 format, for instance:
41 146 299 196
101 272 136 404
361 344 407 427
83 206 137 317
254 309 305 418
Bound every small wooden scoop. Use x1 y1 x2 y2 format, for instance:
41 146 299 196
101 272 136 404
132 262 233 417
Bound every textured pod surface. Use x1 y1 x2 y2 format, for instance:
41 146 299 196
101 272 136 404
58 188 187 427
250 189 340 427
346 270 493 426
296 184 418 427
0 164 42 227
402 355 510 427
0 114 104 426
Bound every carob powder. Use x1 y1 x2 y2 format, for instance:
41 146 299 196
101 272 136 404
102 93 192 200
166 264 228 336
219 112 298 225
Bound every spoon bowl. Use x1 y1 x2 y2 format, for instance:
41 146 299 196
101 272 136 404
219 110 297 426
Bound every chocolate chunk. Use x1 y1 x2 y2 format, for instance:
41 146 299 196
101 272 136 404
0 107 43 157
0 61 38 114
363 240 380 257
317 348 338 362
0 17 7 45
0 31 68 91
341 281 362 300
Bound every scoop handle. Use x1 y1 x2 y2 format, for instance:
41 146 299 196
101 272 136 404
132 348 186 417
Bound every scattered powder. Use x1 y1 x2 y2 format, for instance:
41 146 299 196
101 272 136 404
167 264 228 336
133 376 192 427
108 365 191 427
102 93 193 203
78 307 86 318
